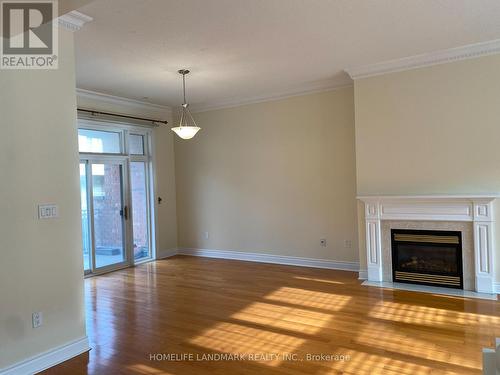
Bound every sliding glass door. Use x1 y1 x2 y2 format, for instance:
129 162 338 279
78 123 155 275
92 161 128 270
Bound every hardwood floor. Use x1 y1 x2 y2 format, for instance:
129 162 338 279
41 255 500 375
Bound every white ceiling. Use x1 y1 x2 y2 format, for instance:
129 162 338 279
75 0 500 110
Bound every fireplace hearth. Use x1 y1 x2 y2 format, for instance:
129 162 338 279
391 229 463 289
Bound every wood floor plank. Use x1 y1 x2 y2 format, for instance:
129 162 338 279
39 255 500 375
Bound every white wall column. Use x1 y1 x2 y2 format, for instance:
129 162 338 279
364 200 383 281
473 200 495 293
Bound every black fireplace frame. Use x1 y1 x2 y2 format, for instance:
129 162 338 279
391 229 464 289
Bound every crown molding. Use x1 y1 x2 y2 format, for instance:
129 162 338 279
190 81 353 113
76 88 172 114
58 11 93 32
345 39 500 80
357 194 500 200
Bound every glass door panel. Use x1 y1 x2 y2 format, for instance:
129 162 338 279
91 163 127 269
130 162 151 262
80 163 91 273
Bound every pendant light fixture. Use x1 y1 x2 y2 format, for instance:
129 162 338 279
171 69 201 140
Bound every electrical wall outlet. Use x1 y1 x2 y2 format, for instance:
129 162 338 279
320 238 327 247
203 231 209 240
32 312 43 328
344 240 352 248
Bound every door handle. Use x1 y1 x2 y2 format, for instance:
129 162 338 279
121 206 129 220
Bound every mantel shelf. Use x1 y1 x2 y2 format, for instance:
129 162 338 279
357 194 500 201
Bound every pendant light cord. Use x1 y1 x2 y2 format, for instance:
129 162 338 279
181 72 187 128
182 72 187 105
177 69 198 130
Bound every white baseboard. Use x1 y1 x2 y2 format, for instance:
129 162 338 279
177 248 359 272
157 248 178 259
0 336 89 375
358 269 368 280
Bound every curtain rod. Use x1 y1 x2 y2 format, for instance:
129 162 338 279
77 108 168 125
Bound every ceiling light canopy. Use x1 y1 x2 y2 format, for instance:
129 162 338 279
171 69 201 140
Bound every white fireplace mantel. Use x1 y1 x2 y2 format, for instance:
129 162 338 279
358 195 498 294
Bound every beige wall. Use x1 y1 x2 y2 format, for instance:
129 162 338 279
354 54 500 280
59 0 95 15
0 30 86 369
76 95 178 256
175 88 359 263
355 54 500 196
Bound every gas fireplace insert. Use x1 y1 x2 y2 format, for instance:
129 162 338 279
391 229 463 289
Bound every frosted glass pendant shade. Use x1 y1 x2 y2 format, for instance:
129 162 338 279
171 102 201 140
171 125 201 140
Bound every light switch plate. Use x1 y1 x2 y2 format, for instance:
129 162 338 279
38 204 58 219
32 312 43 328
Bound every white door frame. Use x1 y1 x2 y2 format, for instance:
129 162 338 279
78 119 157 276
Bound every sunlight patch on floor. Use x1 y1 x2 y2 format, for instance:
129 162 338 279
127 363 173 374
354 322 480 370
263 287 352 310
369 300 500 328
293 276 345 285
316 348 434 375
230 301 333 334
188 321 305 367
